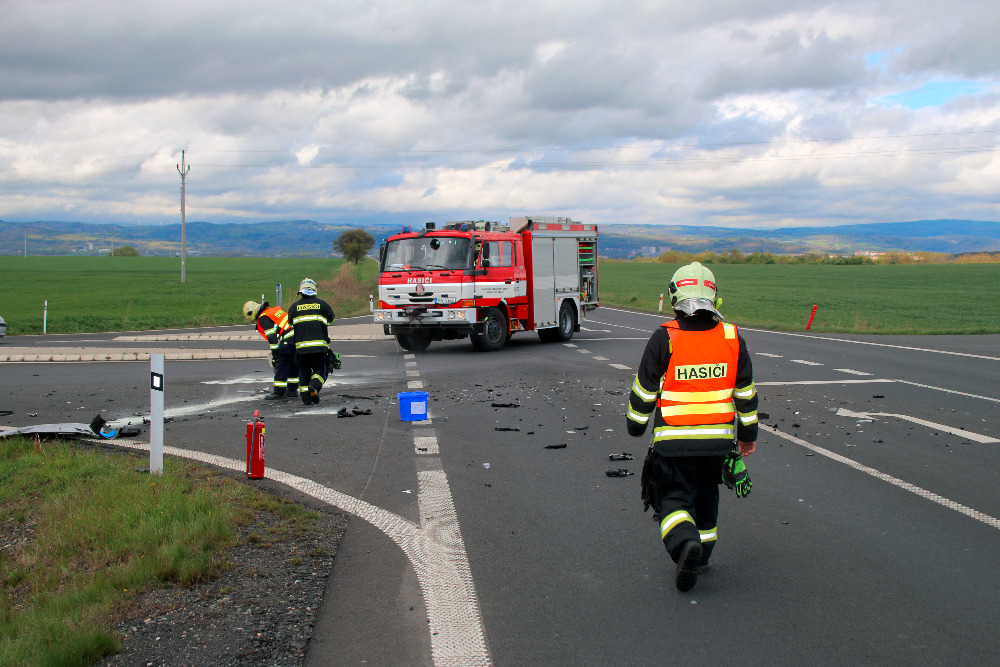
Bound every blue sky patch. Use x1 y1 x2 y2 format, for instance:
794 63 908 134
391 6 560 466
881 80 986 109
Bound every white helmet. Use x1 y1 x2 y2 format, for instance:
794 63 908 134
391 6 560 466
243 300 261 320
298 278 318 296
669 262 723 319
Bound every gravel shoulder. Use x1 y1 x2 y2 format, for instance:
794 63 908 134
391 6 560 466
96 478 350 667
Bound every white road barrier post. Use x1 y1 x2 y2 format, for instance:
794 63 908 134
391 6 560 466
150 354 165 475
276 283 282 308
658 294 664 312
369 294 374 312
43 300 48 334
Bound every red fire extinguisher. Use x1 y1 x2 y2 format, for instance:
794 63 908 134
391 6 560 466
246 410 265 479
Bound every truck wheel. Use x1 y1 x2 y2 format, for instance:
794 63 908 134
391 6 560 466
554 301 576 342
397 331 431 352
472 307 508 352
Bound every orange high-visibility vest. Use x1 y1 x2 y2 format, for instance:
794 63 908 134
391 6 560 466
657 320 740 426
256 306 291 340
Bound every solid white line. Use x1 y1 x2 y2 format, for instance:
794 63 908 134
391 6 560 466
103 440 492 666
757 379 894 386
762 429 1000 531
895 380 1000 404
836 408 999 443
599 307 1000 361
742 328 1000 361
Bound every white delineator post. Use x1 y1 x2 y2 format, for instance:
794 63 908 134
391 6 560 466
150 354 165 475
43 300 48 334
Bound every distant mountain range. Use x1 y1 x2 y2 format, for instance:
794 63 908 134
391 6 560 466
2 218 998 259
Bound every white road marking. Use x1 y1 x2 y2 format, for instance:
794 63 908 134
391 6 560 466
609 363 632 370
834 368 873 376
836 408 999 443
757 379 894 386
102 439 492 666
581 328 611 332
415 435 440 455
762 428 1000 531
408 380 424 389
757 352 783 358
577 349 592 354
593 356 609 361
742 328 1000 361
564 343 578 348
895 380 1000 404
791 359 823 366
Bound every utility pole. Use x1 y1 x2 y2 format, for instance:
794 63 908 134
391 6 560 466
177 150 190 283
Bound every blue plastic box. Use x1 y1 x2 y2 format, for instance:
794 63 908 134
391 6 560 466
397 391 429 421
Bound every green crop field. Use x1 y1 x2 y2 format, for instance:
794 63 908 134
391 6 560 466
598 260 1000 335
0 256 378 335
1 256 998 335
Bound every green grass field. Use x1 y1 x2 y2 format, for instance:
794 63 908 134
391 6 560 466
0 256 378 335
600 260 1000 334
0 436 320 666
1 256 998 335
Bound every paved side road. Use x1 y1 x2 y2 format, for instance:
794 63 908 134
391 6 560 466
0 322 388 362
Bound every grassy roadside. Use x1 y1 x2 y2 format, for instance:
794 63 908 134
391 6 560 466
0 436 320 667
599 260 1000 334
0 256 378 335
2 255 998 335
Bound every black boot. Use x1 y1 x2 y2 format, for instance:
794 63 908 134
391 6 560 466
675 540 703 592
264 389 286 400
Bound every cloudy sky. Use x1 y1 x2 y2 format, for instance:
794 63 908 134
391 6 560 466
1 0 998 229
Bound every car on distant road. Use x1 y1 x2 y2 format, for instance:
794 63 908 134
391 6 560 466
0 315 6 338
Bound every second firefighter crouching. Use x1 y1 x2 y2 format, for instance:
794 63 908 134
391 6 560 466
243 300 299 400
626 261 759 593
287 278 341 405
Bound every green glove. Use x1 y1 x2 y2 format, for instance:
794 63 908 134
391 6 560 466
326 348 342 370
722 450 752 498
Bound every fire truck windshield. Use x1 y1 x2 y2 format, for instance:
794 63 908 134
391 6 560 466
383 236 472 272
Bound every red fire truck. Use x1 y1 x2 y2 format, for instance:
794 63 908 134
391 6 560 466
374 216 598 351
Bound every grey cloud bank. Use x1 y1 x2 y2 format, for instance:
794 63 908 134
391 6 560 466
1 0 998 229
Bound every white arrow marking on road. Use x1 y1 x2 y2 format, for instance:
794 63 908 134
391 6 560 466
836 408 999 443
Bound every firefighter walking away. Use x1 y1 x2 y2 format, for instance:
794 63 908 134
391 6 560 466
287 278 341 405
626 261 758 592
243 300 299 400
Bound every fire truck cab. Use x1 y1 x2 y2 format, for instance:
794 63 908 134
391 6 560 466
374 216 598 352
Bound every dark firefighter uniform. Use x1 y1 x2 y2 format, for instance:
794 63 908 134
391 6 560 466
287 294 336 404
627 315 758 569
255 305 299 398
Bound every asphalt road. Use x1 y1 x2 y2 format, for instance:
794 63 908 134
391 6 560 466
2 310 998 666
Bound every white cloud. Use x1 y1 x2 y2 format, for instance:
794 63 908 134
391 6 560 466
0 0 998 229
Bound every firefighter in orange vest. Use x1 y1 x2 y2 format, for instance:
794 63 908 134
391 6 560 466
243 300 299 400
626 262 758 592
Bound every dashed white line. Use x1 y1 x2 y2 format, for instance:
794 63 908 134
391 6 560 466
757 352 783 358
610 363 632 371
791 359 823 366
834 368 873 376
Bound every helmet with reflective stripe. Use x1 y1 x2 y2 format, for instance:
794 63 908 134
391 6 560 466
298 278 318 296
669 262 723 319
243 300 261 320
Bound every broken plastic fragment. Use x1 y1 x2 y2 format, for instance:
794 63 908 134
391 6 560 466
608 452 634 461
605 468 633 477
545 444 567 449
